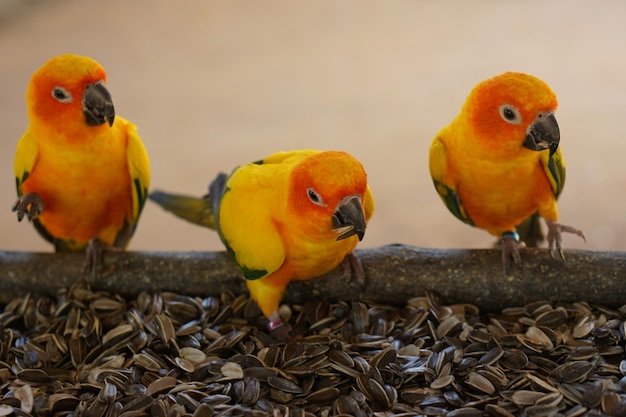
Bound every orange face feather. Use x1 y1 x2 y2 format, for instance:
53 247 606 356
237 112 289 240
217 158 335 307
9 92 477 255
26 55 109 138
287 151 370 242
460 72 558 158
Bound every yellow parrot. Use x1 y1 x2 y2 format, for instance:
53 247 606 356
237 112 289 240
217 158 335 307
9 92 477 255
429 72 584 271
12 54 150 275
149 149 374 338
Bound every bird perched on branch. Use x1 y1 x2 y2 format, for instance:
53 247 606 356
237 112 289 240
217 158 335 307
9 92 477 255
149 149 374 339
429 72 584 272
12 54 150 275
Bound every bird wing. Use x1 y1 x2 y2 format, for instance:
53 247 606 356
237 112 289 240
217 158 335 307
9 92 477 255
429 136 474 226
13 129 60 245
541 147 565 199
215 153 309 281
114 120 150 247
13 130 38 196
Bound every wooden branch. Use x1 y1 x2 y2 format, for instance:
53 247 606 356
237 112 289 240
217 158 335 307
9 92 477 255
0 244 624 311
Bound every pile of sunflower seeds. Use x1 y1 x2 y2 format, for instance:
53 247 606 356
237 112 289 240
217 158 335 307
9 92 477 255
0 282 625 417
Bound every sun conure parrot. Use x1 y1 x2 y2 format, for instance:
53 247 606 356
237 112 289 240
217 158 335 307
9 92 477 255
149 149 374 339
12 54 150 275
429 72 585 272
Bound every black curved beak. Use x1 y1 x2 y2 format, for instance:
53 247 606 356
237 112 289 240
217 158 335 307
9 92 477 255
522 112 560 156
83 81 115 127
332 195 366 241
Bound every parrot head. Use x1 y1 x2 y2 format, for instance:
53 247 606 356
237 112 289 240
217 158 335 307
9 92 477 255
288 151 370 242
462 72 560 156
26 54 115 134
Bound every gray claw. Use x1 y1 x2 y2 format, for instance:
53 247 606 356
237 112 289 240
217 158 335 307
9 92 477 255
545 219 584 262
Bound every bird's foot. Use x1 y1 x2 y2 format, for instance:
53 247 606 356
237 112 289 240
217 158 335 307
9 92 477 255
341 251 366 287
83 238 110 278
267 311 292 342
545 219 586 261
501 231 525 275
11 192 43 221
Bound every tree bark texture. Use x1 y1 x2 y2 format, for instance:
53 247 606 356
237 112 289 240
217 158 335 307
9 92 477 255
0 244 624 311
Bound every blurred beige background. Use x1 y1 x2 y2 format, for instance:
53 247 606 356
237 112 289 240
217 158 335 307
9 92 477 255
1 0 625 254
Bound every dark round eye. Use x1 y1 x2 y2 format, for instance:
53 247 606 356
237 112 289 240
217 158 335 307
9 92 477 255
307 188 325 206
498 104 521 124
51 86 72 103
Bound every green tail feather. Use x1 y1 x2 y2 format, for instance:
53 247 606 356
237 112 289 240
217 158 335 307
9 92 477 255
149 190 216 230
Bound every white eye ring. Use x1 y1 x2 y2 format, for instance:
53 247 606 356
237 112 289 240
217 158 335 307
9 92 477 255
499 104 521 125
307 188 326 207
51 86 73 103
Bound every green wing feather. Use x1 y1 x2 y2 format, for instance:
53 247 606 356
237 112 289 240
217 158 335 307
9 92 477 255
543 147 565 198
13 129 61 246
14 130 37 197
429 137 474 226
432 180 474 226
125 123 151 225
113 120 150 248
516 148 566 246
214 153 297 281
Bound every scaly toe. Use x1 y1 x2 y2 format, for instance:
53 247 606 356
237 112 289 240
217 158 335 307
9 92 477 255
342 252 365 288
501 231 523 274
545 220 585 261
559 225 586 241
12 192 44 222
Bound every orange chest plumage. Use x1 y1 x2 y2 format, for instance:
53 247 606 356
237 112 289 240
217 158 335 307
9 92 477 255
281 225 359 282
20 130 132 245
449 150 554 234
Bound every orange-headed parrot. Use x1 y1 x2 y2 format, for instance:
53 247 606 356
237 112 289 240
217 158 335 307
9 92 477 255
12 54 150 275
149 149 374 338
429 72 584 272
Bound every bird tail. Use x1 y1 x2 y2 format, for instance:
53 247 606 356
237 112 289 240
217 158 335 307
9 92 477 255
149 190 216 230
516 212 544 247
